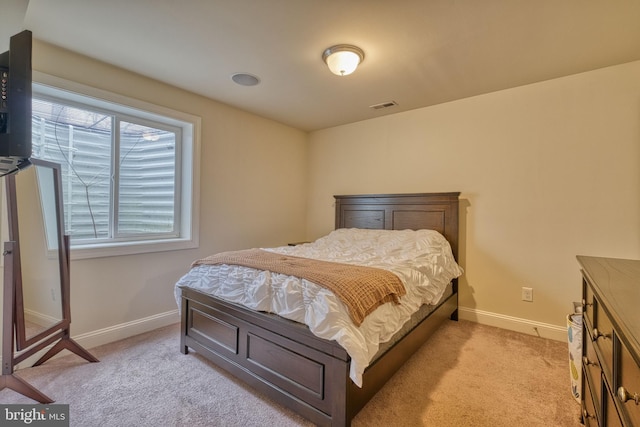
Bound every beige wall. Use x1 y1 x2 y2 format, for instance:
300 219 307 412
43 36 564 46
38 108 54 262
4 40 638 350
24 40 308 338
307 60 640 335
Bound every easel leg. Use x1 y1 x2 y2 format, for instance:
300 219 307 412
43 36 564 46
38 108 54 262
33 335 99 367
0 373 54 403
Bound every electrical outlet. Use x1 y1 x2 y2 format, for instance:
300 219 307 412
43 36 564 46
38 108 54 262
521 287 533 302
51 288 56 301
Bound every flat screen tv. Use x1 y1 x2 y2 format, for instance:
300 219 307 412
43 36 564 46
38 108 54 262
0 30 32 176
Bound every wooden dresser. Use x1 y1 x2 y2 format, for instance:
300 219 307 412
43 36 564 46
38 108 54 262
577 256 640 426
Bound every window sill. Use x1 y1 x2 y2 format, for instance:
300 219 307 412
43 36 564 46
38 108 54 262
70 237 198 260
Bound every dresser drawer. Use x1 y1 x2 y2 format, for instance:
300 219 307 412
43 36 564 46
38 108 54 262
605 385 624 427
583 331 603 412
582 370 599 426
593 299 615 381
618 340 640 426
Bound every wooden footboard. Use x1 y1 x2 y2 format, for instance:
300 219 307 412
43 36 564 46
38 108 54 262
180 286 350 425
180 286 458 426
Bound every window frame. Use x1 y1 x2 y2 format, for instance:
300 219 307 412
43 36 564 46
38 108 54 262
32 72 200 260
113 114 183 241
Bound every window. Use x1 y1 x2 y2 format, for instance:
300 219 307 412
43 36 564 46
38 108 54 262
31 75 200 259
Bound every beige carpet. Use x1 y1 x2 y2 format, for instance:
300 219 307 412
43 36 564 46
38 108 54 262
0 320 582 426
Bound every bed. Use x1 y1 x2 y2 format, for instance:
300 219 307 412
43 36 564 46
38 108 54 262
177 192 461 426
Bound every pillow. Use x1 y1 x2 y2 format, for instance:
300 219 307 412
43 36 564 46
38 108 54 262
312 228 463 294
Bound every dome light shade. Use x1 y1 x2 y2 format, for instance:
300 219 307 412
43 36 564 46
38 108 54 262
322 45 364 76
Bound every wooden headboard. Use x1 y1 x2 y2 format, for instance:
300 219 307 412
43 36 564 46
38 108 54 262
334 192 460 260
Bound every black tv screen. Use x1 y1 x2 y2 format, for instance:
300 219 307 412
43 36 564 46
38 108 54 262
0 30 32 176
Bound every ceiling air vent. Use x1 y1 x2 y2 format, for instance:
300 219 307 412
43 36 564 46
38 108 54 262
369 101 398 110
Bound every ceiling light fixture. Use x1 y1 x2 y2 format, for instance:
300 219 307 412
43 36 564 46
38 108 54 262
322 44 365 76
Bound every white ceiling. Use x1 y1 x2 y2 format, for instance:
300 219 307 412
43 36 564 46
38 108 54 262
3 0 640 131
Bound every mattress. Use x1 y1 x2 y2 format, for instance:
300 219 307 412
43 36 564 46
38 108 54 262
175 228 463 386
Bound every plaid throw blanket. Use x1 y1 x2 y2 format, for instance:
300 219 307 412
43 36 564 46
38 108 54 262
192 248 406 326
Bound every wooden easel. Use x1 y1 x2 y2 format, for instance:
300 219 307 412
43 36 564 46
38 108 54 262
1 160 99 403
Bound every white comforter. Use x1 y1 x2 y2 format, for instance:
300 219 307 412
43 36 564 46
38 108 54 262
174 228 463 387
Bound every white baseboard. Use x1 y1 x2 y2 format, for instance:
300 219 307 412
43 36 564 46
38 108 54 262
24 309 59 329
458 306 568 342
14 309 180 370
9 307 567 370
71 309 180 350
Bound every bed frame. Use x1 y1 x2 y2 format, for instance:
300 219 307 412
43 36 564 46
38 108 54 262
180 192 460 426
